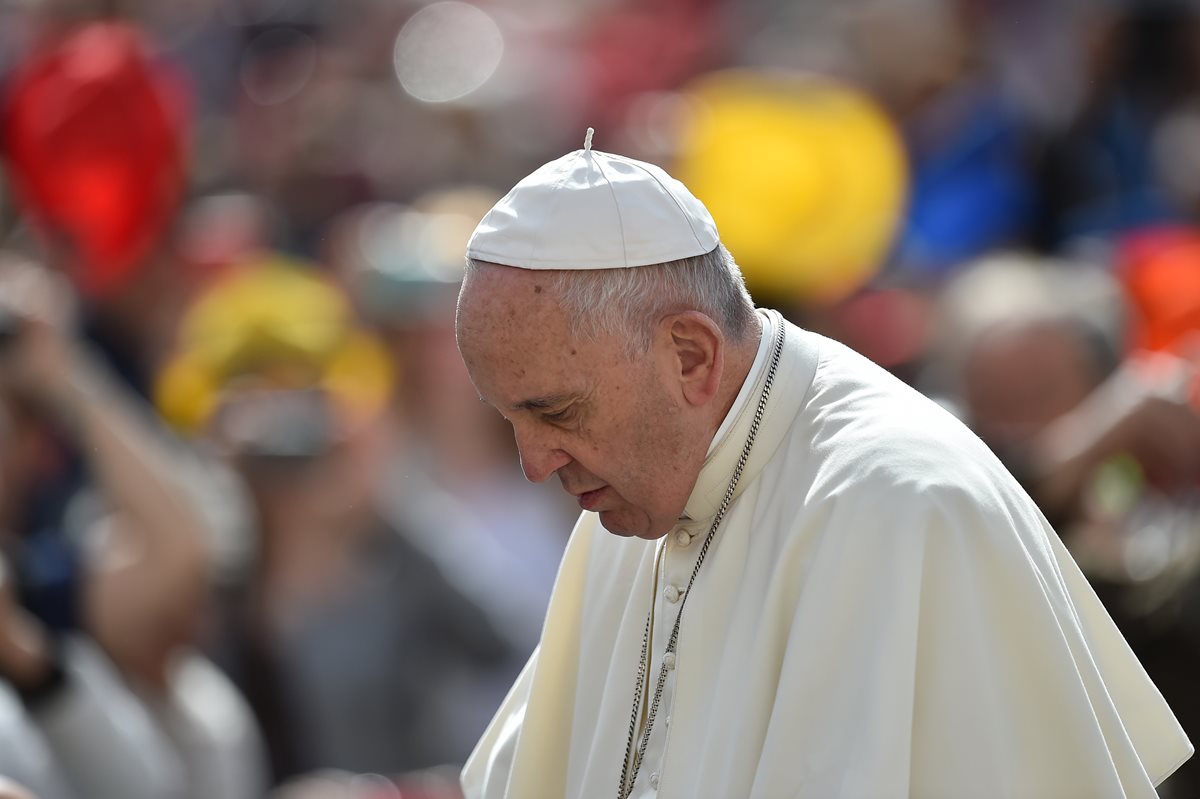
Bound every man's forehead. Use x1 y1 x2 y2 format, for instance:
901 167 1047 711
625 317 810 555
459 315 587 410
458 267 561 332
462 260 548 297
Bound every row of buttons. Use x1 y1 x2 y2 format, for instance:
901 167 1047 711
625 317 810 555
664 528 693 607
642 715 672 793
643 527 692 794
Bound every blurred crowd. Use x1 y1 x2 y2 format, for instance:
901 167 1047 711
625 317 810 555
0 0 1199 797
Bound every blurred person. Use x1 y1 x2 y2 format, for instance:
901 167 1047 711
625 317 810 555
224 4 389 257
2 16 273 796
1 544 185 799
932 252 1200 797
845 0 1040 276
931 252 1200 538
1031 1 1200 250
930 254 1126 517
0 255 266 799
0 12 257 594
455 137 1191 798
156 258 514 787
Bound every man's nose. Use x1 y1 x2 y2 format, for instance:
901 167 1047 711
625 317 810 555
514 426 571 483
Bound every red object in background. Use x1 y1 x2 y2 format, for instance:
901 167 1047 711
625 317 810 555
579 0 722 130
1118 226 1200 354
2 22 189 298
1118 226 1200 413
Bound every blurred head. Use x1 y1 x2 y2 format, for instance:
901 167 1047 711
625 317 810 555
932 252 1123 447
456 244 757 539
964 317 1112 446
154 257 395 535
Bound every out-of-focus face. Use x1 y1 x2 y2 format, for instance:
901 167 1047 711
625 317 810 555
456 265 711 539
964 321 1100 446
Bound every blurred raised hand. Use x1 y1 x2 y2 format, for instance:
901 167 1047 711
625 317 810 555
1031 351 1200 516
0 253 210 690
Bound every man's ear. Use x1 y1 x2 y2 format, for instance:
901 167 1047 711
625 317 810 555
660 311 723 408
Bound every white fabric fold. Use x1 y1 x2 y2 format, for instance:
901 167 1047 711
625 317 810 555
463 312 1192 799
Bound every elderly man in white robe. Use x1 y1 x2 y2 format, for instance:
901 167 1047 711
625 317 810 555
453 131 1193 799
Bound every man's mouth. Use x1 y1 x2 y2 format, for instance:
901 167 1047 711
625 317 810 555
574 486 608 511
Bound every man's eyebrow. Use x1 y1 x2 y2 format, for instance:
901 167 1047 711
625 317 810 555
513 393 573 411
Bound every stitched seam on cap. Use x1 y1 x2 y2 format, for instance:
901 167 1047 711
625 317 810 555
532 155 580 265
592 154 629 267
617 155 708 251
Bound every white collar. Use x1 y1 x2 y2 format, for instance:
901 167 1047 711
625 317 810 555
706 309 774 458
681 310 820 523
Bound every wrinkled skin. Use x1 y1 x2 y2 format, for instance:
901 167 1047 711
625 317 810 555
456 264 756 539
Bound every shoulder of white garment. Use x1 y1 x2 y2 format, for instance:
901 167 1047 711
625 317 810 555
158 653 269 799
0 682 74 799
461 324 1195 797
461 649 539 799
33 636 187 799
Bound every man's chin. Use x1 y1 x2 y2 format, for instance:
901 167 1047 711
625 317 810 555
598 509 669 540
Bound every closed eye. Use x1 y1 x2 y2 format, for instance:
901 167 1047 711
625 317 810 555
542 406 575 424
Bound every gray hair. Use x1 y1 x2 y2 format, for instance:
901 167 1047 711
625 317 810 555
467 243 757 353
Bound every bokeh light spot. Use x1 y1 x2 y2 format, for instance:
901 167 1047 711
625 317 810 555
393 2 504 104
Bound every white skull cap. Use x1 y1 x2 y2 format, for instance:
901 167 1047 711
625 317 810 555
466 128 720 270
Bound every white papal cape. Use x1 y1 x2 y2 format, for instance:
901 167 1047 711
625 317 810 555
463 310 1193 799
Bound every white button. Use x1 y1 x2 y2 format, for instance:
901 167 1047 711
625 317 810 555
674 530 693 547
665 714 671 728
663 585 681 603
663 652 676 670
649 772 660 789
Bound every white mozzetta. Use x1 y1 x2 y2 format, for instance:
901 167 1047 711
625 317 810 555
463 311 1192 799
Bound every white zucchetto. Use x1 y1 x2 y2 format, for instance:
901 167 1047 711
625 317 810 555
466 129 720 270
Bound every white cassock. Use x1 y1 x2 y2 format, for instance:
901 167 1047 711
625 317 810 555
462 310 1193 799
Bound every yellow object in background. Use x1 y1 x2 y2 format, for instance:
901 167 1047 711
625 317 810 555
156 255 394 436
674 71 908 303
